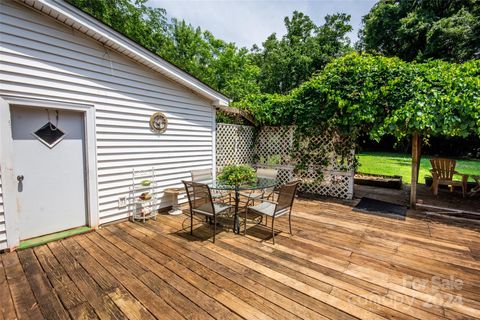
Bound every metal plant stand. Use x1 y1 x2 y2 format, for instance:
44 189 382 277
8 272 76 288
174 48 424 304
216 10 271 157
130 168 157 222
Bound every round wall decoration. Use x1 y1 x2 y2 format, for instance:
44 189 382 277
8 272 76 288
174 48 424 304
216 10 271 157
149 112 168 133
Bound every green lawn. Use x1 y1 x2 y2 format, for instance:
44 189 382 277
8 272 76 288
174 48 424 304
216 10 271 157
357 152 480 184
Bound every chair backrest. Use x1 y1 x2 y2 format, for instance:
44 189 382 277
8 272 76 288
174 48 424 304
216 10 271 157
257 168 279 195
182 180 214 213
191 169 213 183
430 158 456 181
276 180 300 212
257 168 278 180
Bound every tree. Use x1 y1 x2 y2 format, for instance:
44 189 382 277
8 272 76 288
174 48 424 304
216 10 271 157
252 11 352 94
358 0 480 62
244 53 480 140
67 0 172 53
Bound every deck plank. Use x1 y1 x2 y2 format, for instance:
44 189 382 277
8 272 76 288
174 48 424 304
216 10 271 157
137 220 334 320
1 253 43 319
91 229 214 320
226 233 444 319
118 223 298 320
0 197 479 320
61 238 156 320
17 249 70 320
94 226 242 320
47 241 127 320
33 245 98 319
0 255 17 320
74 235 185 320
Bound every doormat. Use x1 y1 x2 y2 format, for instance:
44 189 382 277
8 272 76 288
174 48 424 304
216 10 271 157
353 197 407 219
18 226 92 250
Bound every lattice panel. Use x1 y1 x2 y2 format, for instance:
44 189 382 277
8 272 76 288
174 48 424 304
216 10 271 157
296 131 355 171
255 165 294 187
296 169 353 199
255 126 295 165
236 126 256 164
216 123 355 199
216 124 254 170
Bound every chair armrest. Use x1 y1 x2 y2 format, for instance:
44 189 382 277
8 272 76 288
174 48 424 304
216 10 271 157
453 171 469 179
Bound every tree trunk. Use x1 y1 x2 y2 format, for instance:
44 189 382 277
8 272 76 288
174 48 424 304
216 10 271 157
410 133 421 208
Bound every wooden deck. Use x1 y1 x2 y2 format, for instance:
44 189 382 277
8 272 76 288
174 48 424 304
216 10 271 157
1 198 480 319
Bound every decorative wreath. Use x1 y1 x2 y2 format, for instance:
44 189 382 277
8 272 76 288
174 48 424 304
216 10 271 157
149 112 168 133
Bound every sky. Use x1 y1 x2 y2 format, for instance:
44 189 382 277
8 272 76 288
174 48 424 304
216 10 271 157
148 0 378 49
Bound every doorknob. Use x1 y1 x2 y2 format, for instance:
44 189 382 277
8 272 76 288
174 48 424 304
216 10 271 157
17 175 24 182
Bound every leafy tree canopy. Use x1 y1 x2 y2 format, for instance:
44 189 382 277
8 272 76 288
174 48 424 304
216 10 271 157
358 0 480 62
242 53 480 140
251 11 353 94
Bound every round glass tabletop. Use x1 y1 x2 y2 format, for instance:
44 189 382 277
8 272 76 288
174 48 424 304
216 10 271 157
208 177 277 191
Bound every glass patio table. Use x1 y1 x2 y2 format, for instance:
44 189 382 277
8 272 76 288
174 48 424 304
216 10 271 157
208 178 278 233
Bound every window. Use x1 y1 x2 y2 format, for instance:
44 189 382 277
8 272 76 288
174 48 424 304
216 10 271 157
32 122 66 148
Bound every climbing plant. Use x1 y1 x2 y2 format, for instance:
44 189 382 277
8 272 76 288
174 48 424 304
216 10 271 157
239 53 480 180
242 53 480 141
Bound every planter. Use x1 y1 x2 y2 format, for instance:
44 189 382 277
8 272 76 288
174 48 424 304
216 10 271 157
354 172 403 189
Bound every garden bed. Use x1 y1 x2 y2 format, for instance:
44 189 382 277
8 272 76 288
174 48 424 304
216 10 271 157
354 172 403 189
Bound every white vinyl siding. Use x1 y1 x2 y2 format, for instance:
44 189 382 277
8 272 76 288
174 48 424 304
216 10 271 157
0 174 6 250
0 0 215 226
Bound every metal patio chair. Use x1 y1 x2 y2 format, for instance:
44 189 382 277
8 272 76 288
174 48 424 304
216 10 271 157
244 180 300 244
191 169 227 202
183 181 232 243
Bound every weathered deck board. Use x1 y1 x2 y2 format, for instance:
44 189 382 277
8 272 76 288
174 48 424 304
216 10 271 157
1 253 43 319
17 249 70 320
1 198 480 319
0 255 17 320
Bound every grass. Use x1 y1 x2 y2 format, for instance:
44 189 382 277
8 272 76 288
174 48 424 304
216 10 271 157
357 152 480 184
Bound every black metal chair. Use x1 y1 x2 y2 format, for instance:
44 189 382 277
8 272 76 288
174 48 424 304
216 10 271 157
191 169 228 202
245 180 300 244
182 181 232 243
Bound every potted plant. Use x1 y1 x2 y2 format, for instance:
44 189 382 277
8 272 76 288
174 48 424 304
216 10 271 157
217 165 257 187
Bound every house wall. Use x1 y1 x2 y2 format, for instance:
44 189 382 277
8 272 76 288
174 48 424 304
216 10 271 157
0 174 6 250
0 0 216 238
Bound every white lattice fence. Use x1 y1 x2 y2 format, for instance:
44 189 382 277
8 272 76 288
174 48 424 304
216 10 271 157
216 124 355 199
255 164 295 187
293 130 355 198
296 169 353 199
254 126 295 165
216 124 255 171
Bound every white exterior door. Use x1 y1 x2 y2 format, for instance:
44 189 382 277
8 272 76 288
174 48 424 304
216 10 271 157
11 105 87 240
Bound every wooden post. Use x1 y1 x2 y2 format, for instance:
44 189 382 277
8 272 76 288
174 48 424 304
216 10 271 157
410 132 421 208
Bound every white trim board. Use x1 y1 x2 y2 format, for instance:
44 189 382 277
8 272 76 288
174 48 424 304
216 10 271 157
16 0 230 107
0 96 99 250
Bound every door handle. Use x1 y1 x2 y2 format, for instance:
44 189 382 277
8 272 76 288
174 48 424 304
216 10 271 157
17 175 24 182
